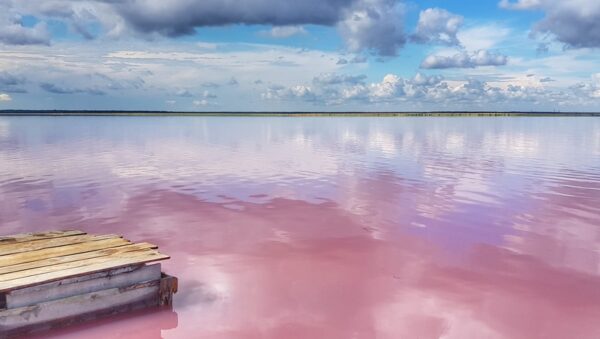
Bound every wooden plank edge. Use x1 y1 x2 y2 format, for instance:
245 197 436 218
6 264 162 309
0 234 124 257
0 274 177 338
6 265 146 296
0 231 86 246
0 249 165 283
0 254 170 293
0 280 162 338
0 238 133 267
0 243 158 276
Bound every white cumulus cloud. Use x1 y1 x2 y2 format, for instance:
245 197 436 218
421 50 508 69
411 8 463 46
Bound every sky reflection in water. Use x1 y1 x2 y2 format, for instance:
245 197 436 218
1 117 600 339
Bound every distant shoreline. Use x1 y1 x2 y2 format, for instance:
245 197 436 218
0 111 599 117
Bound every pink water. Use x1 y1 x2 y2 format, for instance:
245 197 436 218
1 116 600 339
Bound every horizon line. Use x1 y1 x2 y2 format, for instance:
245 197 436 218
1 110 599 117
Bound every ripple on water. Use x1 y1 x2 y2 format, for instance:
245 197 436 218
0 116 599 338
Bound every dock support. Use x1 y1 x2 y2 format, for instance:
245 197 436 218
0 230 177 338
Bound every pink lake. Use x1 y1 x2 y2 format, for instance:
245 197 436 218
1 116 600 339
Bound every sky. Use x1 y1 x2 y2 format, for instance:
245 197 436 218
0 0 599 112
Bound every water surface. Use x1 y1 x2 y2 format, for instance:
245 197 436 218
1 116 600 339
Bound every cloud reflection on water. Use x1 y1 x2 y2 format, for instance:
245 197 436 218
1 116 599 338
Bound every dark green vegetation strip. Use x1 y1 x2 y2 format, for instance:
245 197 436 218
1 111 599 117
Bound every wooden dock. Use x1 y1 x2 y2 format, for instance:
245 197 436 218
0 230 177 337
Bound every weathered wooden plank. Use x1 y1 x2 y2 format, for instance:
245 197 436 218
6 264 162 309
0 249 164 283
0 238 131 267
0 251 169 292
2 299 166 338
7 265 143 296
0 231 85 246
0 234 122 256
0 231 177 336
0 280 161 335
0 243 158 275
